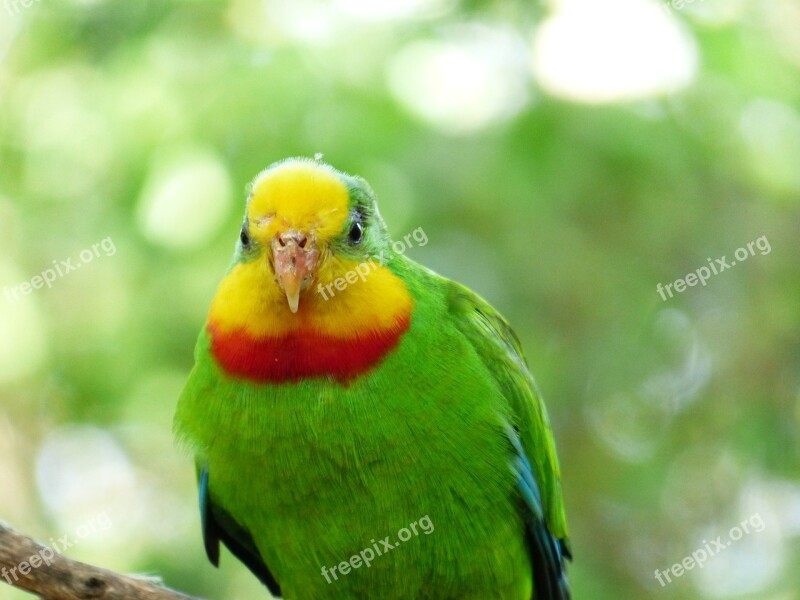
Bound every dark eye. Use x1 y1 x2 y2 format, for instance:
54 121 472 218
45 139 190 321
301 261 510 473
240 226 250 247
348 221 364 244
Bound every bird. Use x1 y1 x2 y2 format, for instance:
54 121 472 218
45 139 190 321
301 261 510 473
174 157 571 599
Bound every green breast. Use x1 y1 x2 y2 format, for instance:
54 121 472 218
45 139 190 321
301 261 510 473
175 270 533 599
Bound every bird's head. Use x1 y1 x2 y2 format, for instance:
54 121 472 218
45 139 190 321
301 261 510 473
206 158 413 382
237 158 389 313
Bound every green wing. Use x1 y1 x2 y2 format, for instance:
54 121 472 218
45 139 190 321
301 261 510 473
448 281 571 599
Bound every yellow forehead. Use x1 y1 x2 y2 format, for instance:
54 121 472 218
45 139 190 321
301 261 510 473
247 161 350 242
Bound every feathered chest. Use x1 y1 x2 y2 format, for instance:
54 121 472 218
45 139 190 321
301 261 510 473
207 316 410 383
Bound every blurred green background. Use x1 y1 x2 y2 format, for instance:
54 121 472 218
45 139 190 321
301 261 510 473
1 0 798 598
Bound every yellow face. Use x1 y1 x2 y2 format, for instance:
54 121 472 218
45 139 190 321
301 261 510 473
245 160 351 313
208 159 413 339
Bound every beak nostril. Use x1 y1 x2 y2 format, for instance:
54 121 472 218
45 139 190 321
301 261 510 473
277 234 309 249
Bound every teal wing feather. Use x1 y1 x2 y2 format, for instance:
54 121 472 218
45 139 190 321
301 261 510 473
447 282 571 600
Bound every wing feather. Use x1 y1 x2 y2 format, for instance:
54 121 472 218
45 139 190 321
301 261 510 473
199 467 282 597
448 283 571 600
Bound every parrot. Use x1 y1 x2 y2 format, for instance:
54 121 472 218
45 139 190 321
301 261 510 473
174 157 571 599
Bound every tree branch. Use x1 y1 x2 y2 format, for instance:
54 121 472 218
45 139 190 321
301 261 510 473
0 521 202 600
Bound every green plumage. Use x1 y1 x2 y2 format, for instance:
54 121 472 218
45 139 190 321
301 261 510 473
174 159 570 599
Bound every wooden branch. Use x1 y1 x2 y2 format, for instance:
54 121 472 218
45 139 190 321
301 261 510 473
0 521 202 600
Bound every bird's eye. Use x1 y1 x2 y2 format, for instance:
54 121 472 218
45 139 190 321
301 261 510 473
348 221 364 244
240 226 250 247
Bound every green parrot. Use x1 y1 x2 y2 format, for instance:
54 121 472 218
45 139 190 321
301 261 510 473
174 158 571 599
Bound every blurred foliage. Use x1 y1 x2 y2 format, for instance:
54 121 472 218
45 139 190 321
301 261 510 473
0 1 799 599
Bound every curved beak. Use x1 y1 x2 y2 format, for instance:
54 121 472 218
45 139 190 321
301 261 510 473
271 231 319 313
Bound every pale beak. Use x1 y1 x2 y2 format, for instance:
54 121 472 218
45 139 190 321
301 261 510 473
271 231 319 313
